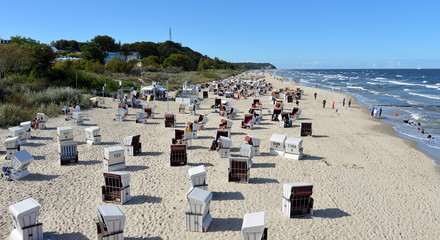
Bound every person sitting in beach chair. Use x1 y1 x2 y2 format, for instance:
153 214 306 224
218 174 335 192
279 112 292 128
241 114 255 129
196 114 209 130
271 108 282 121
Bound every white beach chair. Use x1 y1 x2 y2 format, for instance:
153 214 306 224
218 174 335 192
123 135 141 156
136 112 147 124
57 126 73 141
20 121 32 139
9 198 43 240
36 113 49 129
5 137 20 160
96 205 125 240
218 136 232 158
270 134 286 156
104 146 126 171
242 211 268 240
8 126 26 145
85 126 101 145
188 165 208 191
58 140 78 165
240 143 254 159
245 135 261 156
282 182 314 217
284 138 303 160
102 172 131 204
71 112 84 125
185 188 213 232
2 150 34 181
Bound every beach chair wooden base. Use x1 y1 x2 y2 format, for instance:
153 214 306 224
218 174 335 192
101 186 131 205
270 149 284 156
60 153 79 165
252 147 261 156
284 153 303 160
124 144 141 156
96 220 124 240
9 169 30 181
72 119 84 125
38 122 46 129
104 160 126 171
190 184 208 191
10 223 43 240
114 115 125 122
185 212 212 232
219 148 231 158
282 197 314 217
86 136 102 145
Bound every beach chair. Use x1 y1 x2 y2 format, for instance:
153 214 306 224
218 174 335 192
271 108 282 121
287 95 293 103
240 143 254 159
282 182 314 217
284 137 303 160
102 172 131 204
218 136 232 158
203 91 208 99
104 146 126 171
214 98 221 108
216 129 230 140
144 107 153 118
165 113 176 128
136 112 147 124
170 144 187 166
296 91 301 100
114 108 127 122
72 112 84 125
241 114 255 129
124 135 141 156
228 157 251 183
172 129 191 147
118 102 127 109
242 211 268 240
196 114 209 130
36 113 49 129
58 140 78 165
188 104 196 115
245 135 261 156
85 126 101 145
9 198 43 240
278 113 292 128
185 188 213 232
219 119 233 131
188 165 207 190
20 121 32 139
9 126 27 145
290 107 301 120
253 99 260 106
301 123 313 136
5 137 20 160
270 134 286 156
179 103 187 114
57 126 74 141
96 205 125 240
186 121 199 139
2 150 34 181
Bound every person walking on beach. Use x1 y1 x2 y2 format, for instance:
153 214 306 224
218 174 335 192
322 100 326 108
342 98 345 107
348 99 352 107
379 107 383 118
371 106 374 118
314 92 317 100
332 101 335 109
373 107 378 118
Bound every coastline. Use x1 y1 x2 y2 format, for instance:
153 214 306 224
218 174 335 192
0 72 439 239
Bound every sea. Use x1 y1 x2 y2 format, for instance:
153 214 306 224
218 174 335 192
270 69 440 166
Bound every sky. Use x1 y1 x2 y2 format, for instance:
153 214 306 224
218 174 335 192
1 0 440 69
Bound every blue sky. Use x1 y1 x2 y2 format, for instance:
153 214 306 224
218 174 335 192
1 0 439 69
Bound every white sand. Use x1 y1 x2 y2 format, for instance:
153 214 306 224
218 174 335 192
1 73 440 239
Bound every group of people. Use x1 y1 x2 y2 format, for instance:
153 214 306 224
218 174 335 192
320 96 352 109
371 106 383 119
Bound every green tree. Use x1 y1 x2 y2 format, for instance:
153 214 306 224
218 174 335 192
9 36 39 45
32 44 56 77
53 39 80 51
141 55 161 68
163 54 192 71
81 42 107 63
91 35 119 52
131 41 158 58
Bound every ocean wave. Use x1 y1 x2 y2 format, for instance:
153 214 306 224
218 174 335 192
409 92 440 100
346 86 366 91
386 80 424 87
403 89 410 91
367 81 381 85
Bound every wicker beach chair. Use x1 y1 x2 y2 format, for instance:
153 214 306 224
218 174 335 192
170 144 187 166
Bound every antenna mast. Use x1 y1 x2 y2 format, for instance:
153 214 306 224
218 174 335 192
169 26 172 41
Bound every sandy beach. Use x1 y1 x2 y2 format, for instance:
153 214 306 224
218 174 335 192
1 73 440 239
